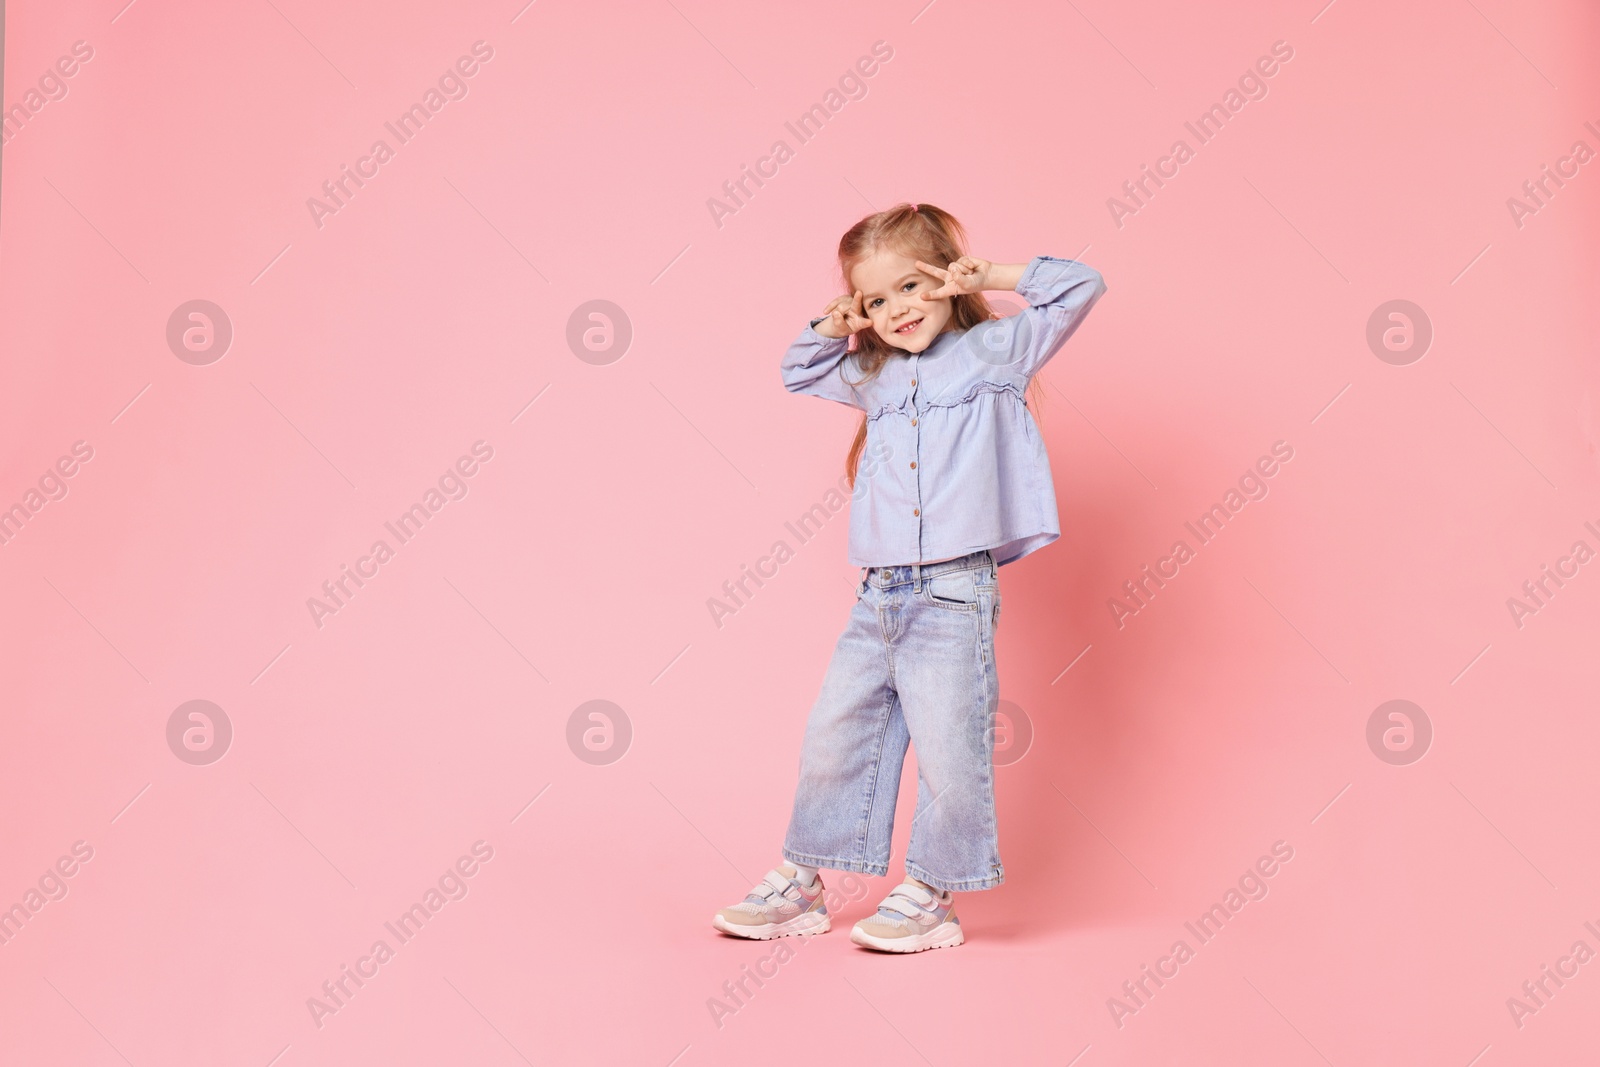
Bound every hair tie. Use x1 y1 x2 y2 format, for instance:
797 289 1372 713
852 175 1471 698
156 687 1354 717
910 203 919 213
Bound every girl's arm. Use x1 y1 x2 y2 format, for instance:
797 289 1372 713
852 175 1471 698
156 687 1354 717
921 255 1107 380
779 326 864 408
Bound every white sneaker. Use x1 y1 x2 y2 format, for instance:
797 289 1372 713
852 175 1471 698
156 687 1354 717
712 865 831 940
850 876 964 953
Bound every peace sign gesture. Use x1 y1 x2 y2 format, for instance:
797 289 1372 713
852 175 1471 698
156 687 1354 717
916 256 993 300
813 289 873 339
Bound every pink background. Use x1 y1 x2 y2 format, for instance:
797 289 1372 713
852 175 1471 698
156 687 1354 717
3 0 1598 1063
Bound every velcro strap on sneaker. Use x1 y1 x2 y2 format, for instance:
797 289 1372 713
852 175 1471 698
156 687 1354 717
761 869 799 899
879 885 936 918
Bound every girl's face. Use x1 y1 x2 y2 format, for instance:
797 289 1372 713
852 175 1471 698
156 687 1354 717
848 247 953 354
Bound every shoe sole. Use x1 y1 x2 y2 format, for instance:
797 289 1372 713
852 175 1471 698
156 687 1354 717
712 910 830 940
850 921 965 953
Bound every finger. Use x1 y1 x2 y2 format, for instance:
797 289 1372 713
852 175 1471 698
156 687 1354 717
914 260 950 280
847 291 866 323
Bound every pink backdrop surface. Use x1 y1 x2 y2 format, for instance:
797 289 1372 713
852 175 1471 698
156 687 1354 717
2 0 1598 1063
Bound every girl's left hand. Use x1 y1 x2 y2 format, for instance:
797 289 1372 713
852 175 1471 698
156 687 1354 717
916 256 992 300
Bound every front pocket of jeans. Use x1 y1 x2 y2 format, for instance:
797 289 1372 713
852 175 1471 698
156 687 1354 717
923 571 979 611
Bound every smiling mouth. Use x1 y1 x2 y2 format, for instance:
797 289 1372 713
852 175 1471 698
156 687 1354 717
894 319 923 336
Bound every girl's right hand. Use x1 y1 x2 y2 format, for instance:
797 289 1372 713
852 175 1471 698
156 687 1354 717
813 290 872 338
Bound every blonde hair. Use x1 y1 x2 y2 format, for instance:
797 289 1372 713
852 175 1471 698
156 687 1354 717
836 202 1043 486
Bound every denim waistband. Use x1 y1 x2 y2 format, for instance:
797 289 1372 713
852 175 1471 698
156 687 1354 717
860 549 997 592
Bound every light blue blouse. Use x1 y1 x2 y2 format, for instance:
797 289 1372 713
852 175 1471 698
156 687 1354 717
781 255 1107 567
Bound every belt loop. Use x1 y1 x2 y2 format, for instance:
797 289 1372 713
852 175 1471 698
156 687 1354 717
913 562 922 592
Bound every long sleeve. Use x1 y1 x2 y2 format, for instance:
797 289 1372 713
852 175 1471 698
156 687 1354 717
779 322 869 409
975 256 1107 381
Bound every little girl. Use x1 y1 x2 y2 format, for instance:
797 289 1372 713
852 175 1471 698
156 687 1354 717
713 203 1106 952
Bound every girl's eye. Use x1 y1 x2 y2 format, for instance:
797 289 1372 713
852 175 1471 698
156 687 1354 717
870 283 921 308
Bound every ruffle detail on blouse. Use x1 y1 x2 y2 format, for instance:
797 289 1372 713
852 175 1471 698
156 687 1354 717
866 379 1026 421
